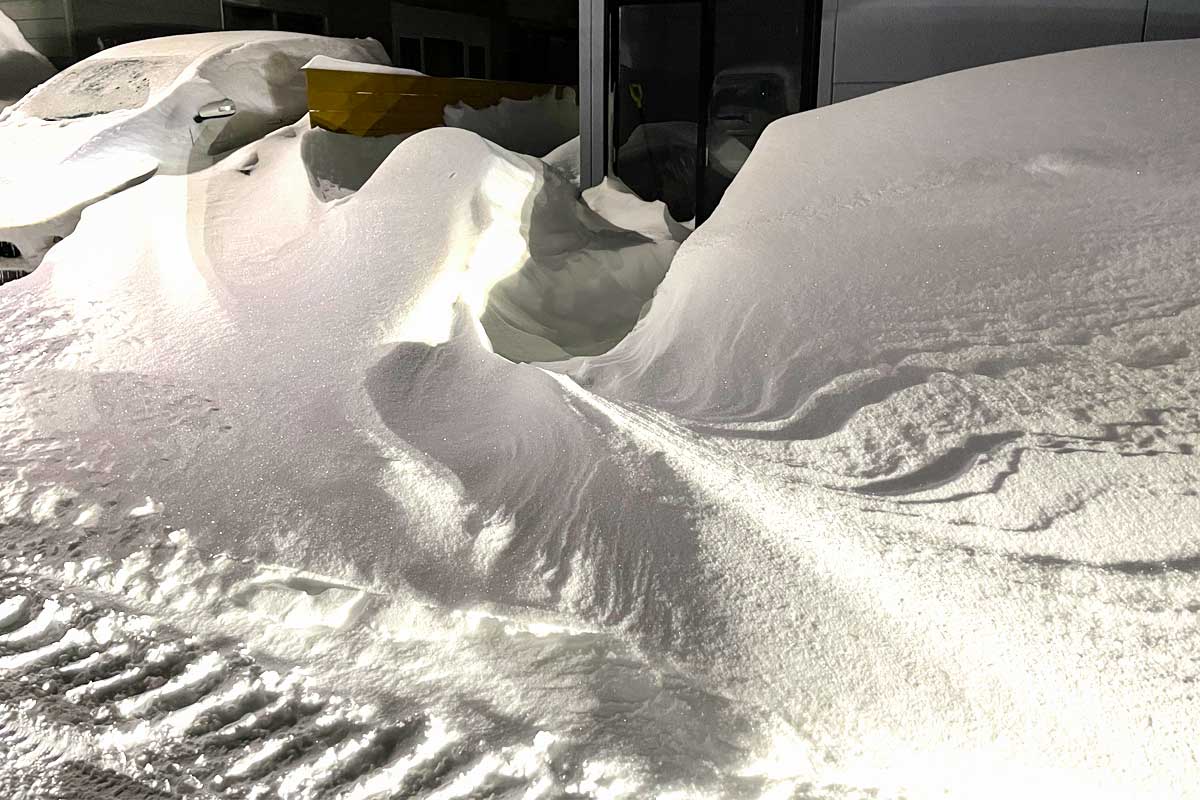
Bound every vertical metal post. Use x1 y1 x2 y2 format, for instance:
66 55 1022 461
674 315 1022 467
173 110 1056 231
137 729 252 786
579 0 607 189
695 0 714 222
816 0 837 106
62 0 78 61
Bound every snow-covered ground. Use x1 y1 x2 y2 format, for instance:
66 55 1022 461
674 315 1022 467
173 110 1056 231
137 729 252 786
0 10 55 111
1 38 1199 799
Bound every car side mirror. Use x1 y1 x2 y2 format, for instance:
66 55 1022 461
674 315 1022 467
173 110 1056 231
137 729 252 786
194 99 237 123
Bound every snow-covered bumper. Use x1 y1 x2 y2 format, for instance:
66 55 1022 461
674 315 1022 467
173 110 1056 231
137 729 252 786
0 156 158 275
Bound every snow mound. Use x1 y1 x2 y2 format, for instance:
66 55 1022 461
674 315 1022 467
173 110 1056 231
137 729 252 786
559 39 1200 794
542 134 580 185
4 39 1200 800
299 125 412 200
274 123 678 360
0 10 55 111
579 39 1200 561
444 87 579 157
584 41 1200 424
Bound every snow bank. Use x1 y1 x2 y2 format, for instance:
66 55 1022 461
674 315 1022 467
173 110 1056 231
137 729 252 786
444 87 578 157
570 38 1200 794
0 10 55 110
2 39 1199 800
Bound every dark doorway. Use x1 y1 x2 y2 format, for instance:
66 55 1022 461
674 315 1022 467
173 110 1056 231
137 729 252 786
607 0 822 223
702 0 821 217
611 1 704 222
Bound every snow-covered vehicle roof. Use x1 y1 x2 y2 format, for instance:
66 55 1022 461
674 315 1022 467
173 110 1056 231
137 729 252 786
0 30 388 275
0 37 1198 800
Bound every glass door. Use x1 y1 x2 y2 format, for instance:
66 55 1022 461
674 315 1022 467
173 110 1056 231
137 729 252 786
701 0 821 218
610 1 705 223
607 0 823 223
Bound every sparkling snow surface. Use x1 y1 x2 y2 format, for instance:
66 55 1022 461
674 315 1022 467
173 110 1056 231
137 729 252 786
1 39 1199 799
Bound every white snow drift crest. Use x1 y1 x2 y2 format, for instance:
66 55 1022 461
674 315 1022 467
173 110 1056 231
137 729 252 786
0 39 1198 800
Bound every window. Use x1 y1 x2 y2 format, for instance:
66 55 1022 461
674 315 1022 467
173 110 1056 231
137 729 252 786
423 37 465 78
222 4 328 36
468 45 487 79
611 2 704 222
606 0 822 222
396 36 422 70
392 5 490 80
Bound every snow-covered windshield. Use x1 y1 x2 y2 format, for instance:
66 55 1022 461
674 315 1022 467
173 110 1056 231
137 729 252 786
21 56 190 120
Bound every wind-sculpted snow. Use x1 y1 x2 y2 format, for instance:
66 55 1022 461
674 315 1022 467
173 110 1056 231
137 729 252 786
2 40 1200 799
579 40 1200 554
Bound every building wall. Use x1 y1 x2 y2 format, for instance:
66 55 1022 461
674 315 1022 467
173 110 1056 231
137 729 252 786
7 0 576 77
830 0 1148 101
67 0 220 60
1146 0 1200 41
0 0 70 64
328 1 392 54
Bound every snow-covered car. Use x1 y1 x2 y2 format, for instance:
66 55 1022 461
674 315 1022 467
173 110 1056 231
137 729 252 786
0 31 389 277
0 10 55 113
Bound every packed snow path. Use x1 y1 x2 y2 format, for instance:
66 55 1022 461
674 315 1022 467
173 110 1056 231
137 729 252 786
2 38 1200 799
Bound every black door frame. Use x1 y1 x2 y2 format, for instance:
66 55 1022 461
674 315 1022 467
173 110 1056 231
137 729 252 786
586 0 713 221
580 0 824 221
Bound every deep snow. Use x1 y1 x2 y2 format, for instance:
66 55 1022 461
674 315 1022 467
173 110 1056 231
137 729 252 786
0 32 390 274
443 88 579 158
0 37 1198 800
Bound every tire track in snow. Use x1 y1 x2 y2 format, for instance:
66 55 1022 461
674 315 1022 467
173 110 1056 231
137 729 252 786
0 575 559 800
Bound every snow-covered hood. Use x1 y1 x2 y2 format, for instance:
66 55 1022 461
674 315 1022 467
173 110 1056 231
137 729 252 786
0 32 386 173
0 31 388 270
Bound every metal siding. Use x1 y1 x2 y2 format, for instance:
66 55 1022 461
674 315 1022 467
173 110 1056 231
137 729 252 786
0 0 63 19
832 81 900 102
0 0 69 58
1145 0 1200 40
579 0 605 189
832 0 1147 86
70 0 222 34
816 0 836 105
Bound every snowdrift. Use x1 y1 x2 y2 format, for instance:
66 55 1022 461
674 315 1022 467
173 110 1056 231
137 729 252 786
444 87 579 157
0 10 54 110
0 39 1198 800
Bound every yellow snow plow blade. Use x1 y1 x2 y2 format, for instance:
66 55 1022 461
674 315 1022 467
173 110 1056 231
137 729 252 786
304 68 572 137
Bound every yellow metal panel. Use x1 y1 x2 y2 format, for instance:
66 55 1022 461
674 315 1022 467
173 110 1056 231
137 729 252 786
304 68 575 138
